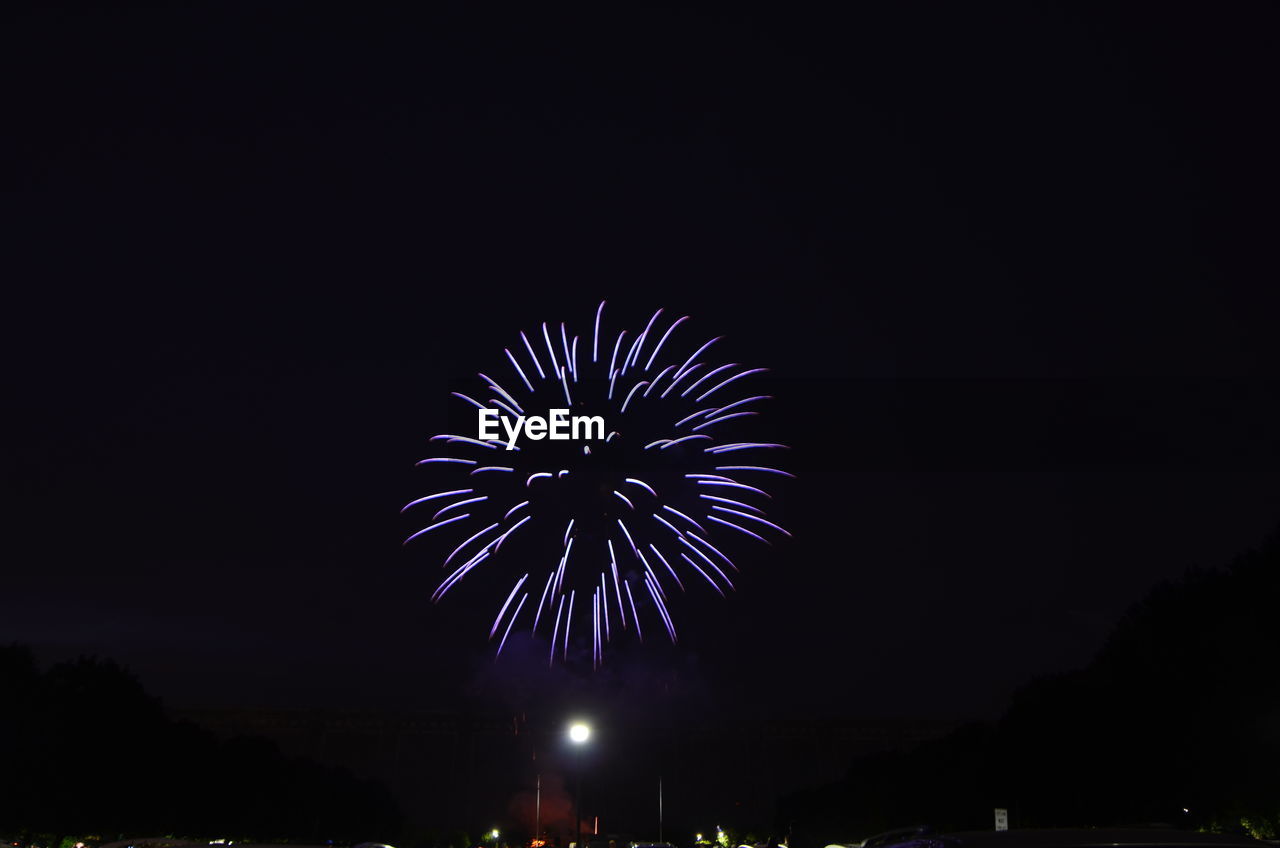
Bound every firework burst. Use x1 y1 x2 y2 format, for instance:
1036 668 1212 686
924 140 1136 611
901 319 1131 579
404 302 791 667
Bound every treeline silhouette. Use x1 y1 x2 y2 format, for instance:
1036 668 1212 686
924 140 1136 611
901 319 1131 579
0 649 401 843
781 528 1280 843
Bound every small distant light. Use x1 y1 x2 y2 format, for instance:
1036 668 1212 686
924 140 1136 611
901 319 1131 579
1183 808 1190 814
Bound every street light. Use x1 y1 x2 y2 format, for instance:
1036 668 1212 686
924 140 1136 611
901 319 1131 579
568 721 592 848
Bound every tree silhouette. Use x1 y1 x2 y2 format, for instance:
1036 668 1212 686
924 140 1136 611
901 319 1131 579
781 526 1280 842
0 647 402 842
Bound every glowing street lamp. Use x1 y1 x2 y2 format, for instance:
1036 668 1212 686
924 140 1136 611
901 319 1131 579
568 721 592 848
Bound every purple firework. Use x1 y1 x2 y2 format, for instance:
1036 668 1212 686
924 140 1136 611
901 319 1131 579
404 301 792 667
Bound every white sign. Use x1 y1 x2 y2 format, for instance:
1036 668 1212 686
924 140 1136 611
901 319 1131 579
477 408 606 449
994 809 1008 831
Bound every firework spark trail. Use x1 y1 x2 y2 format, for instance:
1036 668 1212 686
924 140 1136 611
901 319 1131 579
542 323 560 376
433 495 487 520
403 512 471 545
593 301 605 362
620 381 649 413
401 488 474 513
646 576 677 643
671 337 721 386
480 374 524 414
406 301 790 664
649 543 685 591
533 572 554 633
521 331 546 380
699 493 764 514
430 434 501 450
617 519 640 557
505 349 534 392
625 580 643 643
609 331 627 376
493 514 531 552
624 477 658 497
704 442 788 453
706 514 771 544
496 592 528 658
660 362 704 399
680 553 725 597
695 367 769 403
716 465 796 477
450 392 484 410
559 366 573 406
652 513 688 540
600 572 611 640
432 549 490 602
660 434 711 450
674 408 716 428
607 539 626 627
549 595 565 666
695 479 772 497
636 546 664 597
490 575 528 639
680 362 737 398
560 323 572 378
693 411 758 431
677 537 734 589
661 504 706 533
488 397 522 420
446 522 501 565
687 531 738 571
563 590 575 661
593 591 601 667
644 365 676 397
705 395 772 417
709 506 793 536
557 536 575 595
645 315 689 371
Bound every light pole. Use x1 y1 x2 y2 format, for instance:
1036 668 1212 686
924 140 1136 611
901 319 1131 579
568 722 592 848
658 776 663 844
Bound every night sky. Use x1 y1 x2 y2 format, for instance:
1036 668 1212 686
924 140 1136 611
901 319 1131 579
6 2 1280 728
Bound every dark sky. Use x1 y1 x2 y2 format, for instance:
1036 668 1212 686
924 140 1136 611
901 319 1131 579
5 2 1280 725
